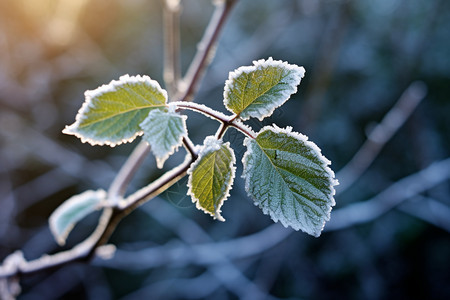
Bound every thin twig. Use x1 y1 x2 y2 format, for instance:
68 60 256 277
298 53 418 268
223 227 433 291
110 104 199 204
173 101 231 123
337 81 428 193
120 156 193 211
0 154 192 279
182 136 198 159
229 119 256 139
0 208 113 278
177 0 238 102
173 101 257 139
92 158 450 273
0 0 240 281
163 0 181 97
107 141 151 204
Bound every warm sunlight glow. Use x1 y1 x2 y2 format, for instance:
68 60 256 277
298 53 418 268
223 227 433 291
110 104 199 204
18 0 89 46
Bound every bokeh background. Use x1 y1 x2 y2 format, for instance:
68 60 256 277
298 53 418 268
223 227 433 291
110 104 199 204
1 0 450 299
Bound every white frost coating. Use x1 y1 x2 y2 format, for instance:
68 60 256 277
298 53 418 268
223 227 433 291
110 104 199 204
49 189 107 246
241 125 338 236
223 57 306 121
201 135 223 152
140 109 188 168
63 74 168 147
167 102 178 113
172 101 230 122
266 124 334 169
121 154 192 209
187 136 236 221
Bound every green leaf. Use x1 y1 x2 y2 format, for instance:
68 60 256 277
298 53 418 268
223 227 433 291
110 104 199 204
63 74 168 146
49 189 106 246
187 136 236 221
223 57 305 121
140 107 188 168
242 125 338 236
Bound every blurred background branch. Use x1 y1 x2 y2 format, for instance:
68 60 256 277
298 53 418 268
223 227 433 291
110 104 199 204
337 81 428 192
0 0 449 299
163 0 182 97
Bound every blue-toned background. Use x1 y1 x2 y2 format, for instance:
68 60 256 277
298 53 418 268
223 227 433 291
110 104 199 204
1 0 449 299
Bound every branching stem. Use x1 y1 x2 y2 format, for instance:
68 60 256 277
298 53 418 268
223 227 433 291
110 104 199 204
173 101 231 123
173 101 257 139
0 0 239 281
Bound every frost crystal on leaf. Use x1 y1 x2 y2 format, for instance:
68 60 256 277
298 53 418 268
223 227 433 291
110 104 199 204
187 136 236 221
63 74 168 146
242 125 338 236
223 57 305 121
49 189 106 246
140 109 188 168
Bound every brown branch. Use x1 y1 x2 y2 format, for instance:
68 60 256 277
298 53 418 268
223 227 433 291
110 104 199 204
107 141 151 204
0 153 194 279
0 0 239 282
173 101 257 139
177 0 239 102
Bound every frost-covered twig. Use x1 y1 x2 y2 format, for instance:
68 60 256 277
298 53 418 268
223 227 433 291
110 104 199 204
173 101 257 139
107 0 238 202
0 0 239 283
337 81 428 192
0 208 113 278
94 200 289 298
91 158 450 272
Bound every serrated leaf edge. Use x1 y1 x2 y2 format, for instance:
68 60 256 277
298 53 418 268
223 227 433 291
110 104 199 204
63 74 168 147
223 57 306 121
187 136 236 221
242 124 339 235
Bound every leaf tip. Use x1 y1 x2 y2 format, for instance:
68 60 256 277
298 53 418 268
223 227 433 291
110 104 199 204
49 189 106 246
155 156 167 169
214 211 226 222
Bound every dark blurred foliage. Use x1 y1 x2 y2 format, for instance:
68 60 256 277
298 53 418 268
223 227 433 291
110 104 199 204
1 0 450 299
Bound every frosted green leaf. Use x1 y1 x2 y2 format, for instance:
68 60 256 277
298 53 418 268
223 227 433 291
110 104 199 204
140 106 188 168
63 74 167 146
242 125 338 236
49 190 106 246
223 57 305 121
187 136 236 221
